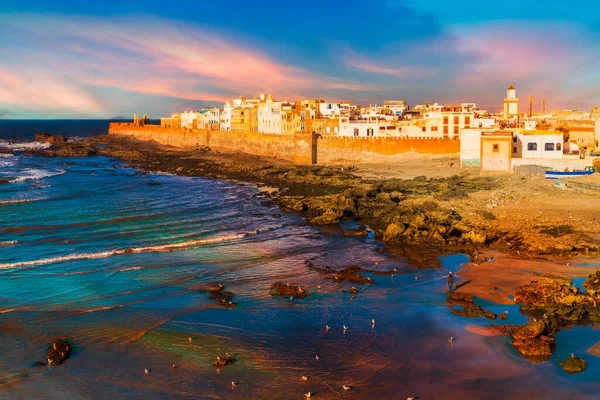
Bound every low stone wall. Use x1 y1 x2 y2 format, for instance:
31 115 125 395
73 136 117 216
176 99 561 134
108 123 461 165
318 136 460 164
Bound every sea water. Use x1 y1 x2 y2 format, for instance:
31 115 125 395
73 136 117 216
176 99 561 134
1 133 600 398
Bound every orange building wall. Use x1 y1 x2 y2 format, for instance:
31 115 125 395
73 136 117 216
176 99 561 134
109 123 459 165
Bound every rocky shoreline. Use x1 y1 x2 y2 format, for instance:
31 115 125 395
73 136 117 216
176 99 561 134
21 133 600 260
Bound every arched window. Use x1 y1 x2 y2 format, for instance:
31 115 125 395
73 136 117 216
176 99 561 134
556 143 562 151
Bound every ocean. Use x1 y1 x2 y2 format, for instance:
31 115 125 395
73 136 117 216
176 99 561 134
1 121 600 399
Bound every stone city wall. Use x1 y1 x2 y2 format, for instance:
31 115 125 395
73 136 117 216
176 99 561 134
109 123 460 165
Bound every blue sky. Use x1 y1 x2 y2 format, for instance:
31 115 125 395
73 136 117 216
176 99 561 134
0 0 598 118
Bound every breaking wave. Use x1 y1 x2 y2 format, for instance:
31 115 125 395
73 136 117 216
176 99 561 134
0 198 49 205
0 141 51 150
0 233 246 269
11 168 66 183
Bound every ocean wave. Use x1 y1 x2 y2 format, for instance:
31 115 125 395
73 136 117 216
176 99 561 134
0 241 17 246
0 141 51 150
0 198 48 205
0 233 246 269
11 168 66 183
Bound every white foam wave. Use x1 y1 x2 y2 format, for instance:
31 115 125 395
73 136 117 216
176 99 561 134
0 241 17 246
0 198 48 205
0 141 51 150
0 233 246 269
11 168 65 183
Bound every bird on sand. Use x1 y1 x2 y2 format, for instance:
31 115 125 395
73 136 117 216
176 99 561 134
317 285 321 289
343 325 348 331
567 263 571 266
144 369 149 374
325 325 331 331
343 385 351 391
231 382 237 388
305 392 311 398
448 337 454 344
571 353 575 359
302 376 308 381
188 337 192 343
315 355 319 361
171 364 176 370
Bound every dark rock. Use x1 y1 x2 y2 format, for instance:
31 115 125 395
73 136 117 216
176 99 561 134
449 303 496 320
512 320 546 340
203 283 237 308
446 291 474 303
270 282 310 298
560 356 587 373
35 133 66 144
46 340 71 365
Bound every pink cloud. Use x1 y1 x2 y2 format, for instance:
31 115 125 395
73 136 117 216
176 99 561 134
0 66 101 113
344 56 440 79
0 14 371 115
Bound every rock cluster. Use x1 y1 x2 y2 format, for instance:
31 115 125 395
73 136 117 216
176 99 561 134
201 283 237 308
46 340 71 365
35 133 66 144
212 353 235 368
446 291 496 320
515 273 600 322
270 282 310 299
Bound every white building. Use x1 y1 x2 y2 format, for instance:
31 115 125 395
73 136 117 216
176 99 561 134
338 116 396 137
258 98 283 134
384 100 409 117
318 102 351 117
513 131 563 159
220 96 262 131
460 128 485 167
198 108 221 130
180 111 202 129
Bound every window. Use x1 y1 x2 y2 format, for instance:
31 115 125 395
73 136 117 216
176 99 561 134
354 128 359 137
556 143 562 151
527 143 537 151
443 117 449 125
326 126 331 134
454 116 459 125
513 146 517 153
493 144 499 152
443 126 449 134
454 126 459 135
334 127 339 134
465 116 471 125
513 136 517 143
545 143 555 151
422 126 427 132
431 126 438 132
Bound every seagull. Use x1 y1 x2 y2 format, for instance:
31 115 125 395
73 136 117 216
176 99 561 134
372 319 376 325
231 381 237 388
302 376 308 381
505 310 509 314
343 325 348 331
374 261 379 266
144 369 149 374
188 337 192 343
414 277 418 281
315 355 319 361
448 337 454 344
290 296 294 302
567 263 571 266
343 385 351 391
393 268 397 273
305 392 311 398
171 364 176 370
571 353 575 359
325 325 331 331
317 285 321 289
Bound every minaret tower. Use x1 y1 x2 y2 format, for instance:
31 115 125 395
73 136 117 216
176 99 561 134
503 82 519 119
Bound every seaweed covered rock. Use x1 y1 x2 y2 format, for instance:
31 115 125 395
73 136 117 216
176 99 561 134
270 282 310 298
202 283 237 308
46 340 71 365
511 337 553 359
512 320 546 340
560 356 587 374
446 291 474 303
583 268 600 296
35 133 66 144
449 303 496 320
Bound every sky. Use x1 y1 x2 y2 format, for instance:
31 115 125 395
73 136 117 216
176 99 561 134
0 0 599 118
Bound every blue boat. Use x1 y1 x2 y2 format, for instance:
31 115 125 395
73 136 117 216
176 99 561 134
544 170 594 179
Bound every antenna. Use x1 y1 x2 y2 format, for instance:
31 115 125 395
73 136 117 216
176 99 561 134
542 100 546 114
